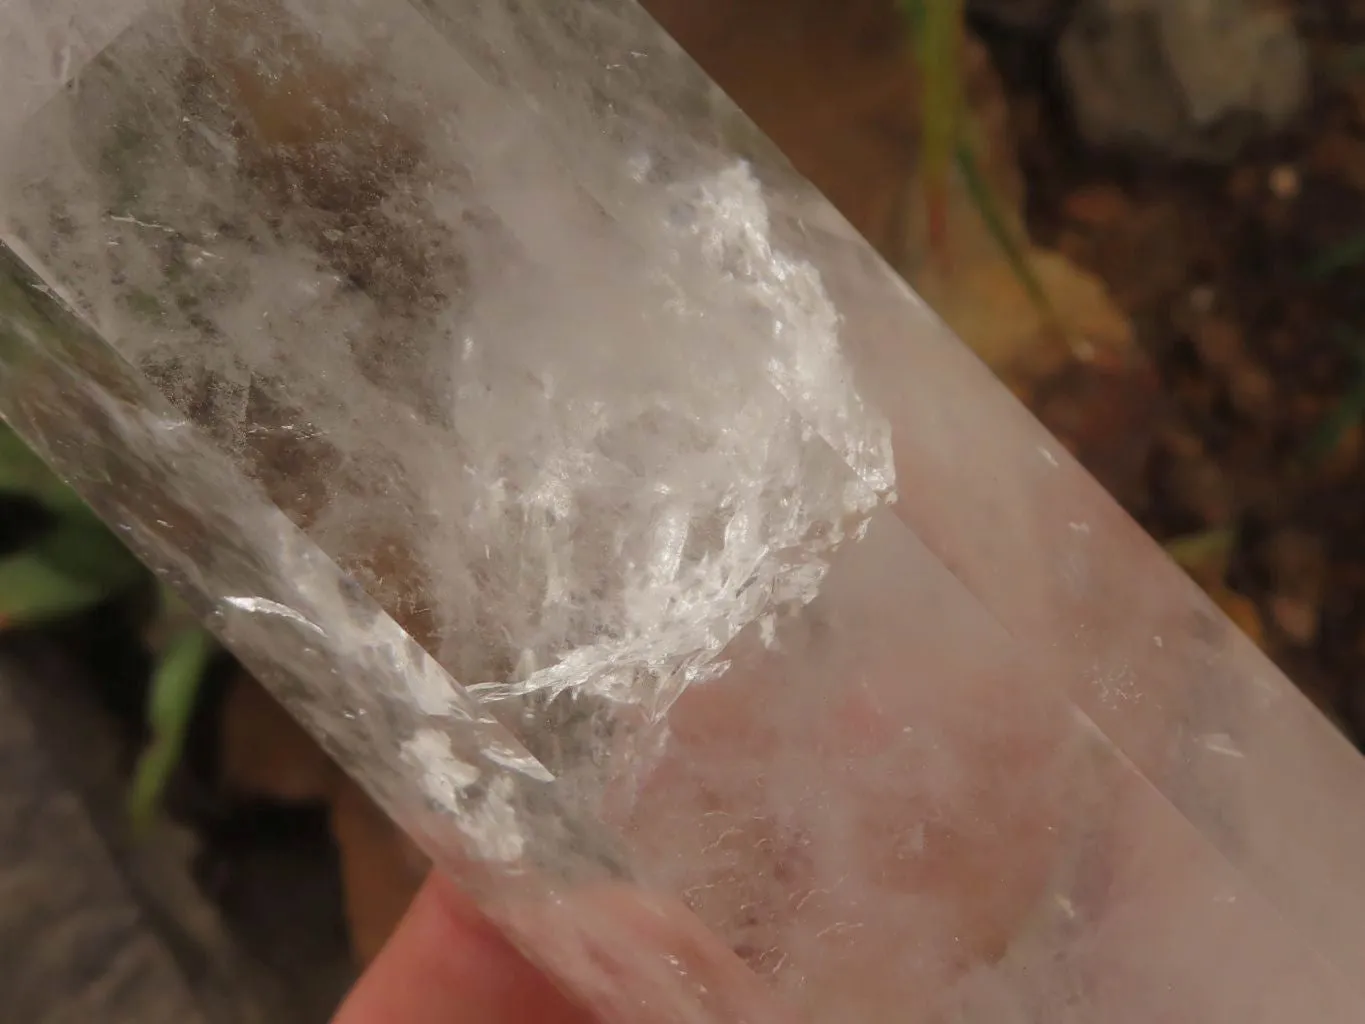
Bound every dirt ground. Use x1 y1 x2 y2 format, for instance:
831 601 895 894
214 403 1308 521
979 3 1365 740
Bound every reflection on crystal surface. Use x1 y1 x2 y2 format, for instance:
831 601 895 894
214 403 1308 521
3 0 1365 1021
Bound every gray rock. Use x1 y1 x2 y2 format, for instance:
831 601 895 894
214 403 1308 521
1058 0 1308 162
0 672 208 1024
0 643 353 1024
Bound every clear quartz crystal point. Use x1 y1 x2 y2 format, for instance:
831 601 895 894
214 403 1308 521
2 1 1364 1021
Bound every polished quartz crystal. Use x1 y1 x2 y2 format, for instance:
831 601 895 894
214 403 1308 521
4 1 1365 1021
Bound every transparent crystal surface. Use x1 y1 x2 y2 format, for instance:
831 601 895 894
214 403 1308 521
2 1 1365 1021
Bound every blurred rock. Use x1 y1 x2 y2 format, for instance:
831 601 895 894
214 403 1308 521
329 777 429 966
0 673 212 1024
1228 362 1277 422
1271 594 1319 645
220 673 337 804
1192 316 1245 372
1268 163 1301 200
1059 0 1308 162
1165 454 1237 526
916 248 1133 378
1308 130 1365 192
1062 182 1133 229
1247 527 1326 648
1215 585 1268 648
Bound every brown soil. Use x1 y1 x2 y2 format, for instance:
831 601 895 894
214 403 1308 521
983 2 1365 740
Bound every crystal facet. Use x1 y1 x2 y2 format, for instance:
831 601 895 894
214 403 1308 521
3 2 1365 1022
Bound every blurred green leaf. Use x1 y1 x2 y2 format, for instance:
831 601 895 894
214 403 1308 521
0 421 97 519
1164 527 1236 572
0 423 142 587
901 0 964 267
128 625 215 832
0 506 142 629
0 550 120 628
34 516 144 586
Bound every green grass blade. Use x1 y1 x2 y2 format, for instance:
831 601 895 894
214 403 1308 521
955 138 1059 329
898 1 1055 320
902 0 964 265
128 625 215 832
